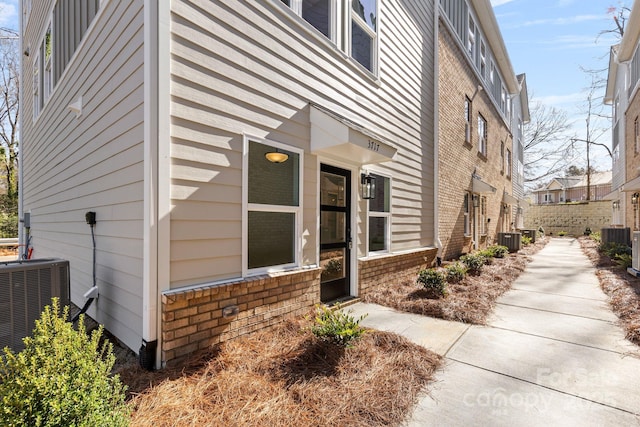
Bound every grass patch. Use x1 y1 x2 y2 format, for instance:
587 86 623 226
123 318 441 427
363 237 548 324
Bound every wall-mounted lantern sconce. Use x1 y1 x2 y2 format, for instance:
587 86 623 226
265 148 288 163
632 193 639 206
613 201 620 209
472 194 479 208
361 173 376 200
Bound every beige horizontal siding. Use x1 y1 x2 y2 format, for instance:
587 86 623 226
21 0 145 353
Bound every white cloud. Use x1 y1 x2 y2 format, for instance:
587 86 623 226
491 0 516 6
0 2 18 29
521 14 604 27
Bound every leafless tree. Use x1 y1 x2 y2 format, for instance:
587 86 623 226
0 28 19 200
523 100 576 189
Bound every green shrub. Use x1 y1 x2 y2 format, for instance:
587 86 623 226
599 242 631 259
445 262 467 283
0 299 131 427
590 231 601 243
558 230 567 237
486 245 509 258
310 304 367 347
417 268 447 297
460 253 487 275
521 235 532 246
615 253 633 269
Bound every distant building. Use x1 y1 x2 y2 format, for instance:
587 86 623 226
530 171 612 204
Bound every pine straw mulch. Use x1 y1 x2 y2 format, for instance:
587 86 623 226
362 237 549 325
122 317 442 427
578 236 640 345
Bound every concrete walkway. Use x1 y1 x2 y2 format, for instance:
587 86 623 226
347 238 640 426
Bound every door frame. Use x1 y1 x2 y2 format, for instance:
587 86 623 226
317 158 359 300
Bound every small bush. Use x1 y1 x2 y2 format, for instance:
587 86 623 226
0 299 130 426
614 253 633 269
445 262 467 283
310 304 367 347
417 268 447 297
460 253 487 275
558 230 567 237
590 231 601 243
599 242 631 259
521 235 532 246
483 245 509 259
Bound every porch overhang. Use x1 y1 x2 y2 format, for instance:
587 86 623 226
622 175 640 192
472 176 497 194
309 103 398 165
502 192 519 205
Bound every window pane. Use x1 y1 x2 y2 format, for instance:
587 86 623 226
320 248 346 282
352 0 376 31
351 21 372 71
369 216 387 252
321 211 346 244
320 172 346 207
369 174 390 212
248 141 299 206
303 0 330 37
248 211 295 269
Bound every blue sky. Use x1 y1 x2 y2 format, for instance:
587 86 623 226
492 0 624 172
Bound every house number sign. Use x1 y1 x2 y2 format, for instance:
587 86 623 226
367 139 381 152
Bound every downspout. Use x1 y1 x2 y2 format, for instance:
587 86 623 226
433 2 442 265
18 4 24 255
140 0 158 370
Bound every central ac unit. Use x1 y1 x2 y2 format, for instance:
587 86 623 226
633 232 640 271
0 258 70 352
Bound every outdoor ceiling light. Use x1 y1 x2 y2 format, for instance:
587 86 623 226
361 173 376 200
265 149 288 163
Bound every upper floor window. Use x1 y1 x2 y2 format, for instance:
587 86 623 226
506 148 512 178
500 141 504 174
464 96 472 143
467 15 475 57
478 114 487 156
635 116 639 153
351 0 377 72
281 0 378 74
32 53 40 121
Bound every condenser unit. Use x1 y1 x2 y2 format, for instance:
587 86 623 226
0 259 70 352
633 232 640 271
497 232 522 252
601 227 631 247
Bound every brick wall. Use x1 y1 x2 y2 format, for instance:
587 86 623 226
358 248 438 296
524 201 612 236
162 268 321 365
438 19 514 260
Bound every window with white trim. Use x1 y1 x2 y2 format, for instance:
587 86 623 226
478 114 487 156
280 0 378 74
244 137 302 273
635 116 639 153
500 141 504 174
368 173 391 253
463 193 471 235
506 148 512 179
464 96 472 143
479 41 486 79
42 22 53 102
467 14 475 57
32 52 40 120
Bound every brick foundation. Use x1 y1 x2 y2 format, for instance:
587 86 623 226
161 268 321 365
358 248 438 297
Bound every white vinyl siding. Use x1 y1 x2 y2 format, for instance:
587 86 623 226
21 0 145 353
169 0 435 287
